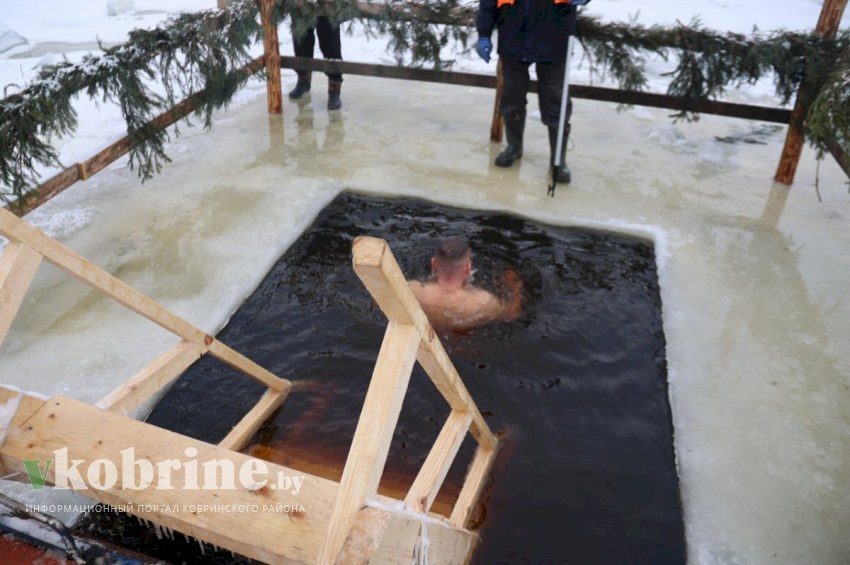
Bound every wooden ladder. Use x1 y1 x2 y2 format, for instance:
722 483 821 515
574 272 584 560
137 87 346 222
0 209 497 563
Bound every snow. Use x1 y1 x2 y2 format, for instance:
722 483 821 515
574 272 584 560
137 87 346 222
2 1 850 564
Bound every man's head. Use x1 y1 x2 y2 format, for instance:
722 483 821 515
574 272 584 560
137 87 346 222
432 237 472 285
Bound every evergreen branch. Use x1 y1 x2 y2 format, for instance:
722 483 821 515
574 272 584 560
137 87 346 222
0 0 262 203
3 1 850 203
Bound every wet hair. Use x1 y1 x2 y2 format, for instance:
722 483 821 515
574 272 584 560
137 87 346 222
434 237 471 275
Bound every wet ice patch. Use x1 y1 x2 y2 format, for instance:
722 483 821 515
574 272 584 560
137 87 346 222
26 206 96 240
646 124 693 151
697 139 735 168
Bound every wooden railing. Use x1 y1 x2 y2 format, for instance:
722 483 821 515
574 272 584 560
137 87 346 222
1 212 497 563
0 206 290 451
317 236 498 562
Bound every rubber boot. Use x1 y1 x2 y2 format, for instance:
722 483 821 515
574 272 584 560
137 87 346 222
495 110 525 168
327 78 342 110
548 124 571 184
288 72 311 99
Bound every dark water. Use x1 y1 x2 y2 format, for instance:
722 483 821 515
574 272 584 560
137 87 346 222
85 193 685 564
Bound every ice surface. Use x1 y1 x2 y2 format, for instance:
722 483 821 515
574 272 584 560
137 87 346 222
0 26 28 54
1 2 849 564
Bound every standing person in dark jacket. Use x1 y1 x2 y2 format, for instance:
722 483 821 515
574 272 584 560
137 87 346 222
476 0 585 183
288 16 344 110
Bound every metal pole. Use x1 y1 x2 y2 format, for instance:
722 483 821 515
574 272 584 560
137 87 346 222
548 35 573 196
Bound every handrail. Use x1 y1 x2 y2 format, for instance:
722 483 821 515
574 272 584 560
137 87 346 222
1 219 495 563
317 237 498 563
0 206 290 449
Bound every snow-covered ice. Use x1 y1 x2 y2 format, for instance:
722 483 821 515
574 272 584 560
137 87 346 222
1 1 849 564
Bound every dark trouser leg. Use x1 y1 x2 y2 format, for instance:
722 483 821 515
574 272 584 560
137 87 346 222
537 59 572 183
315 17 342 108
289 27 315 99
315 17 343 82
496 59 530 167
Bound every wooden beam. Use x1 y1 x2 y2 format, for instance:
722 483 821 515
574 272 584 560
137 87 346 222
351 236 497 450
281 57 793 124
218 387 289 451
774 0 848 185
405 410 472 514
0 387 47 480
449 445 498 528
415 341 497 450
206 340 290 392
95 340 204 414
317 322 420 564
0 391 337 563
369 504 479 564
0 241 42 347
259 0 282 114
490 59 504 143
2 388 480 564
0 208 210 345
0 209 290 394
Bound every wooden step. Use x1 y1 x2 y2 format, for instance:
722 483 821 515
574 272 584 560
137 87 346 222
0 387 477 564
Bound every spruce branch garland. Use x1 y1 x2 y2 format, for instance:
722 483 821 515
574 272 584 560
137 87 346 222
0 0 263 203
2 1 850 203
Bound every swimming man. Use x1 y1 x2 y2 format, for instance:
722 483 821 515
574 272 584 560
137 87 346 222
408 237 523 332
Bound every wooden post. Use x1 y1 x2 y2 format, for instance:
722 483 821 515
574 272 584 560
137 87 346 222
260 0 283 114
774 0 848 185
0 242 42 346
490 58 504 142
317 322 420 564
217 0 232 9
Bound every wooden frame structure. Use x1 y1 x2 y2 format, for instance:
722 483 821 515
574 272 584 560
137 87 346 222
0 209 497 563
3 1 848 219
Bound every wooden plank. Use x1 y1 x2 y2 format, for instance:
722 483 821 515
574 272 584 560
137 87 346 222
5 166 81 217
95 340 204 414
775 0 848 185
317 322 420 564
373 509 478 565
338 506 389 564
405 410 472 514
280 58 792 124
0 241 43 347
2 389 476 563
0 393 336 563
260 0 283 114
218 387 289 451
0 209 289 394
0 387 47 431
415 342 496 450
347 504 479 565
0 387 48 481
449 445 497 528
0 208 211 345
207 339 290 392
351 236 496 450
